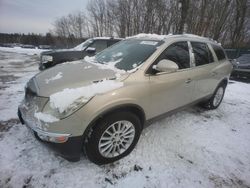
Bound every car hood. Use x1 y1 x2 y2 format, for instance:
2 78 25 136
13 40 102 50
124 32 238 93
41 49 80 56
33 61 123 97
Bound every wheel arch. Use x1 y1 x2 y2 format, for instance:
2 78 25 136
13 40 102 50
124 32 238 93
219 77 228 87
211 77 228 95
82 104 146 142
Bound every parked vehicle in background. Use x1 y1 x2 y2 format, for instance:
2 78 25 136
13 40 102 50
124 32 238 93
22 44 36 49
18 34 232 165
230 54 250 81
39 37 122 70
38 45 52 49
0 43 22 48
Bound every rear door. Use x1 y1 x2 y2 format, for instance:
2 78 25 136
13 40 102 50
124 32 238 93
148 41 195 118
190 42 218 100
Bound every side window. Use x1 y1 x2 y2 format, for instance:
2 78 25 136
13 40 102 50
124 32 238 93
158 41 190 69
191 42 212 66
89 40 108 53
212 44 226 60
207 45 214 63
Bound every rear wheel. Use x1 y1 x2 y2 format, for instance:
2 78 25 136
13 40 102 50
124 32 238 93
85 111 142 165
201 84 226 110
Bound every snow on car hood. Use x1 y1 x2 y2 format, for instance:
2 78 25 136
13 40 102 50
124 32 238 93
34 60 126 97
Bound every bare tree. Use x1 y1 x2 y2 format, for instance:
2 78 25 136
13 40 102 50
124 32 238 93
52 0 250 47
230 0 248 47
53 11 90 38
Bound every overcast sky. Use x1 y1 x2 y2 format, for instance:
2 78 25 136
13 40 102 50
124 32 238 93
0 0 87 34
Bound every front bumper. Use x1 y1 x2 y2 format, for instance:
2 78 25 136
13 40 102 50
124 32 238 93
18 107 83 162
39 61 52 70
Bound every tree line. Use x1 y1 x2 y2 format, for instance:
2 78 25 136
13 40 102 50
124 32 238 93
53 0 250 48
0 33 86 48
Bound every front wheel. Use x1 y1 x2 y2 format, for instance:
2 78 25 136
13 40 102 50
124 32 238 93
85 111 142 165
201 84 226 110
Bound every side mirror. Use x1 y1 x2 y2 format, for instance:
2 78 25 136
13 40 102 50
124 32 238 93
153 59 179 73
86 47 96 54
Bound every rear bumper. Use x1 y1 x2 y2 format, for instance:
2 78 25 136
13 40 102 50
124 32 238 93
18 108 83 162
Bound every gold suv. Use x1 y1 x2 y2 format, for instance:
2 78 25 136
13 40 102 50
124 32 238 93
18 34 233 164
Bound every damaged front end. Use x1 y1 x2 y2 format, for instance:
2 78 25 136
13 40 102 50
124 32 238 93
17 78 82 161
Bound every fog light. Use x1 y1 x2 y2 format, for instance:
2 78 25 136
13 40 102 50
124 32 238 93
36 131 70 143
55 136 68 143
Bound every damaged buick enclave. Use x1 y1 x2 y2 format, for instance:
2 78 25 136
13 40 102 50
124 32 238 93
18 34 232 165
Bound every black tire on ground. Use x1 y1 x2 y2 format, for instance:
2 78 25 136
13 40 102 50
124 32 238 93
201 83 226 110
85 111 142 165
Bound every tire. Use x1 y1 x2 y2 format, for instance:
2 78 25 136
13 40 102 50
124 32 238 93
201 84 226 110
85 111 142 165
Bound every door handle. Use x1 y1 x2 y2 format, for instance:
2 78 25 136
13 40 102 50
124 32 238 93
185 78 192 83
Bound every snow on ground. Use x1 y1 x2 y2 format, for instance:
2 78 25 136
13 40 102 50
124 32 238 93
0 51 39 121
0 46 48 56
0 50 250 188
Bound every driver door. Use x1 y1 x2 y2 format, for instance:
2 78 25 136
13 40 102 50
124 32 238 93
148 41 195 119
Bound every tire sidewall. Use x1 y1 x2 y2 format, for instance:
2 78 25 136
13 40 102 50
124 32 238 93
85 111 142 165
210 84 226 109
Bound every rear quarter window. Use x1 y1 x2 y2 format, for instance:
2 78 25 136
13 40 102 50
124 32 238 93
212 44 226 61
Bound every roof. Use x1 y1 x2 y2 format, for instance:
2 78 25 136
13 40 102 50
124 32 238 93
126 33 221 45
92 37 123 40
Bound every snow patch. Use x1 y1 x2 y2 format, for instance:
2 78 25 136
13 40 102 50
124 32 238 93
34 112 59 123
0 46 48 56
84 56 126 74
49 80 124 113
127 33 172 40
140 41 159 45
127 33 222 45
93 37 122 40
83 55 95 63
45 72 63 84
62 60 83 65
112 52 123 58
132 63 138 68
84 55 141 75
84 65 92 69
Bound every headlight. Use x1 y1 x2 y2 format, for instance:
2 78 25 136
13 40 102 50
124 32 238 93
43 96 92 119
41 55 53 63
55 97 90 118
